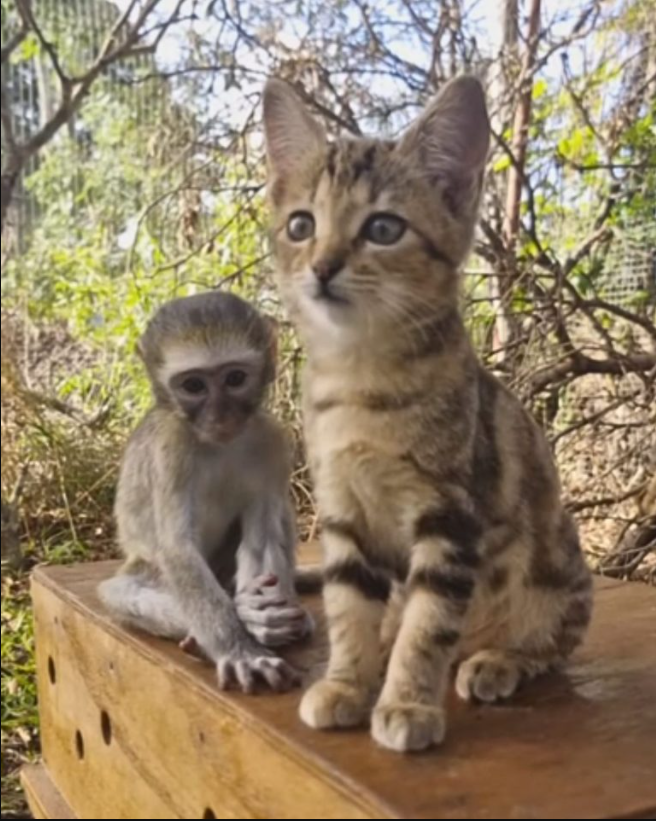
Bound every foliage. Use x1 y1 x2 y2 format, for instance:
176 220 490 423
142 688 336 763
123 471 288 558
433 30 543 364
1 574 38 820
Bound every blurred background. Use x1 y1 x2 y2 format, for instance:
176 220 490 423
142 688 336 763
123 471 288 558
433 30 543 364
1 0 654 815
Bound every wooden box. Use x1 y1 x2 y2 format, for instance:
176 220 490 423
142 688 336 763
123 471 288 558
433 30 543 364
23 562 656 819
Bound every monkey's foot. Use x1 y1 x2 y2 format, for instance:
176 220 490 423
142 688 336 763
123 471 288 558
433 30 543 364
236 578 313 647
216 650 301 694
179 635 205 659
455 650 522 703
299 678 371 729
371 702 446 753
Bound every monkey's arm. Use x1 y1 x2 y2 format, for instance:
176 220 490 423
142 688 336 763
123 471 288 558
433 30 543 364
152 477 300 692
235 492 314 647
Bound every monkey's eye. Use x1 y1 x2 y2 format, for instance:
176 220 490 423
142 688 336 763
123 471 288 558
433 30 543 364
362 213 407 246
287 211 315 242
180 376 207 395
224 369 247 389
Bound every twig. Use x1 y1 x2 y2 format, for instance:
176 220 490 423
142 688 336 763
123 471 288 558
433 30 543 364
529 351 656 395
567 485 644 513
16 0 70 87
1 20 29 65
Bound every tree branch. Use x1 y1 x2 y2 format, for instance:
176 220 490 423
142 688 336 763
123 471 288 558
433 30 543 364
0 75 19 154
1 20 28 65
567 484 644 514
15 0 70 88
530 351 656 394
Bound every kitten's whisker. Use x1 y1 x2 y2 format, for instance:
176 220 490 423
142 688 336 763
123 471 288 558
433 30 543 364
376 292 430 353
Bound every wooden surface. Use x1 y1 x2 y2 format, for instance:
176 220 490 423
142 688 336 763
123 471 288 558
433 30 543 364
30 555 656 820
21 764 76 819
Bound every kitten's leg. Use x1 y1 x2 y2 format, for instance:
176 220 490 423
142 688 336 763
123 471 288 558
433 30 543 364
299 524 389 730
456 569 592 702
371 507 480 753
457 512 592 702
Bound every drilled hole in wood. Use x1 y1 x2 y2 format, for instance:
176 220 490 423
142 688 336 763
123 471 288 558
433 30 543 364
203 808 216 819
101 710 112 745
75 730 85 760
48 656 56 685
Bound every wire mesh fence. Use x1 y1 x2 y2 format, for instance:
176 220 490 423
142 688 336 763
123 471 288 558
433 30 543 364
1 0 168 253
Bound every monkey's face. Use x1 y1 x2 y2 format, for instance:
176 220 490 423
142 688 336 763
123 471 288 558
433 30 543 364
168 361 264 444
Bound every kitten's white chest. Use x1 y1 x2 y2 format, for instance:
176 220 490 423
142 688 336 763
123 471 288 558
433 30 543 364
305 364 431 553
310 414 426 554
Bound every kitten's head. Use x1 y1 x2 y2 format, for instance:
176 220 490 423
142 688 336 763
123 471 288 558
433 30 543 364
263 77 490 351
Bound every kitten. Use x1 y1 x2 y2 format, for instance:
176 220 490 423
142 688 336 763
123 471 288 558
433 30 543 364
263 76 592 752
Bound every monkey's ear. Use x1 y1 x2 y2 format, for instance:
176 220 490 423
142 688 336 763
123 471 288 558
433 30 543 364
263 79 326 176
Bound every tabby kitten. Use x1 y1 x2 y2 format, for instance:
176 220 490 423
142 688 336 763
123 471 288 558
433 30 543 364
263 76 592 752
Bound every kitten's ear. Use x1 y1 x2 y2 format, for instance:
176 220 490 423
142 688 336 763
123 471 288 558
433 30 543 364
263 79 326 175
397 76 490 217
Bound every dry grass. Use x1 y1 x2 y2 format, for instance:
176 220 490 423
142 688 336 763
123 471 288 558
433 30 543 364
1 311 123 817
556 371 656 582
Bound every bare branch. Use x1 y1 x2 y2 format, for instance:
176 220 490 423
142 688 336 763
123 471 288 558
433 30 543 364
530 351 656 394
0 75 19 154
503 0 542 251
550 394 636 445
567 484 644 514
1 20 28 65
23 0 170 156
580 298 656 345
563 225 613 275
15 0 70 88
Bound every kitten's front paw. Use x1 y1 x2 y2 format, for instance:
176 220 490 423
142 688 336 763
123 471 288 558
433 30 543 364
456 651 521 702
371 702 446 752
299 678 371 729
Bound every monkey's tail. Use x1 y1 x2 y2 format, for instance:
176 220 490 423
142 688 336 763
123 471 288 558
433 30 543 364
294 565 323 594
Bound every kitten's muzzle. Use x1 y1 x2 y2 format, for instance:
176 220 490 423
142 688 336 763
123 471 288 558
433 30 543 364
312 257 344 283
314 279 349 305
311 257 349 304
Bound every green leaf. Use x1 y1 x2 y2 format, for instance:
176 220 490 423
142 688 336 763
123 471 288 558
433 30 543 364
12 32 40 63
532 78 548 100
493 154 511 173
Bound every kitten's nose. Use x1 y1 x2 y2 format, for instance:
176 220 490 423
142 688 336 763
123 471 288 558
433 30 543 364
312 257 344 283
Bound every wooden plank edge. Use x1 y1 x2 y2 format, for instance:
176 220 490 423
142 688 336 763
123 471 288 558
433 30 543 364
31 565 397 820
21 764 77 820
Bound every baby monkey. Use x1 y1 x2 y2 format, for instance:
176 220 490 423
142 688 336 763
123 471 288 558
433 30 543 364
99 291 314 693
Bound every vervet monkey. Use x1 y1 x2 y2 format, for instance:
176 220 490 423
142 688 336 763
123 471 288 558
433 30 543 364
99 291 315 693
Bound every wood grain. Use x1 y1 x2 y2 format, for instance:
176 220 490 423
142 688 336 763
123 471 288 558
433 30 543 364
21 764 76 819
29 552 656 820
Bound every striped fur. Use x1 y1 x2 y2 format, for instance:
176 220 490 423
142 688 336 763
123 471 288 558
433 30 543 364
264 76 592 752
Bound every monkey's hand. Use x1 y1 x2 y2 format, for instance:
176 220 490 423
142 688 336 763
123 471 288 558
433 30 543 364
216 644 301 694
178 625 301 694
235 574 314 648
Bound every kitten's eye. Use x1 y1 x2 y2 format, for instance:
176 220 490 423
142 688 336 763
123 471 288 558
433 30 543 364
362 213 406 246
225 369 247 388
287 211 315 242
181 376 207 395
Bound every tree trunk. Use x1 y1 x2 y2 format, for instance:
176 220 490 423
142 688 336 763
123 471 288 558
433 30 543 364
503 0 542 249
489 0 542 361
1 161 22 236
488 0 519 359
